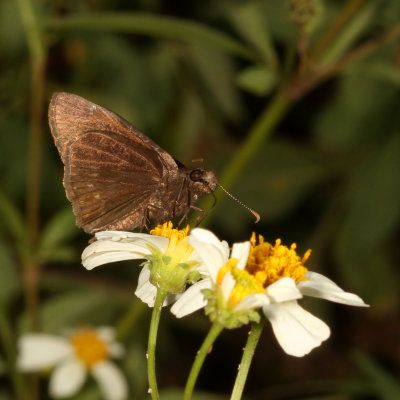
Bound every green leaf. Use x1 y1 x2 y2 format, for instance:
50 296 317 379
215 140 329 234
161 389 226 400
187 44 243 121
320 2 378 65
314 74 399 149
340 132 400 249
354 352 400 400
19 291 116 333
236 65 277 96
0 354 6 375
0 240 19 307
123 343 147 398
0 192 25 243
334 133 400 304
228 1 278 68
348 61 400 86
0 390 12 400
69 386 101 400
46 12 255 60
38 207 79 263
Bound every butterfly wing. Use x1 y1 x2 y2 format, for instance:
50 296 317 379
49 92 179 233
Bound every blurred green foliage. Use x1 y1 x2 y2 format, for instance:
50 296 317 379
0 0 399 399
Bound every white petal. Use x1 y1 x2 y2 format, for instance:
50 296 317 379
49 359 86 398
82 236 168 270
17 334 72 371
235 293 267 311
94 231 152 241
171 279 211 318
134 266 157 306
96 327 116 343
190 228 229 255
189 229 229 280
108 343 125 359
266 278 303 303
263 301 330 357
220 272 236 301
299 272 369 307
231 242 250 271
92 361 128 400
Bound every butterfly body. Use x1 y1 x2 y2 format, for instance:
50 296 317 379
49 92 218 233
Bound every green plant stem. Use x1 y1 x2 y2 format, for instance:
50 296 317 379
199 88 291 226
183 322 224 400
16 1 46 399
147 289 167 400
310 0 367 62
115 299 147 342
46 13 255 61
16 0 47 332
0 310 28 400
290 22 400 100
221 90 290 190
230 321 264 400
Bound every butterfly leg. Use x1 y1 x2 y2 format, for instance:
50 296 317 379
141 204 170 230
191 205 205 227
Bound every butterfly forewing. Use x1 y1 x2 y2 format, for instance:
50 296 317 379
49 92 219 234
49 92 176 166
65 131 163 232
49 92 179 233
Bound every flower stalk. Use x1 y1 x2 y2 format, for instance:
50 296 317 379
183 322 224 400
230 321 264 400
147 289 167 400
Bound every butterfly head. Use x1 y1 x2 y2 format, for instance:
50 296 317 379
189 168 218 196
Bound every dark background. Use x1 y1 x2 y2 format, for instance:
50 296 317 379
1 0 399 399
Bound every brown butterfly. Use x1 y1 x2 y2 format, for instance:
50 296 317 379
48 92 219 234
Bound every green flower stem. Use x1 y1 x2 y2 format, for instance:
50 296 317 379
230 321 264 400
183 322 224 400
147 289 167 400
16 0 47 331
116 299 147 342
0 310 28 400
310 0 367 62
221 89 290 190
198 89 291 226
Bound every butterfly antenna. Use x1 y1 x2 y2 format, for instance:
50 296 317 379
218 183 260 223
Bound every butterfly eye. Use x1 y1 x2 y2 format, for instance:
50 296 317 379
190 169 204 182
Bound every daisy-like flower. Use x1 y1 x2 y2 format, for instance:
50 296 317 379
171 228 265 329
17 327 127 400
82 222 204 306
171 229 369 357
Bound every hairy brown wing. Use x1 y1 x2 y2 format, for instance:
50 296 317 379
48 92 177 169
65 130 167 233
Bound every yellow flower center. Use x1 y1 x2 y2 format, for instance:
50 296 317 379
247 233 310 287
217 258 264 306
150 221 193 261
70 329 108 368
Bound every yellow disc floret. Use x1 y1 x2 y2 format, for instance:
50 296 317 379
217 258 237 285
228 267 265 306
216 258 264 307
150 222 193 262
247 233 310 287
70 329 108 368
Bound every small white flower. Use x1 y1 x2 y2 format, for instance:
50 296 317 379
172 229 369 357
171 228 263 328
17 327 127 400
82 223 206 307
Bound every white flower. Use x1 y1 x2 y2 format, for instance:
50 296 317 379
17 327 127 400
172 229 369 357
171 228 264 329
82 223 206 307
